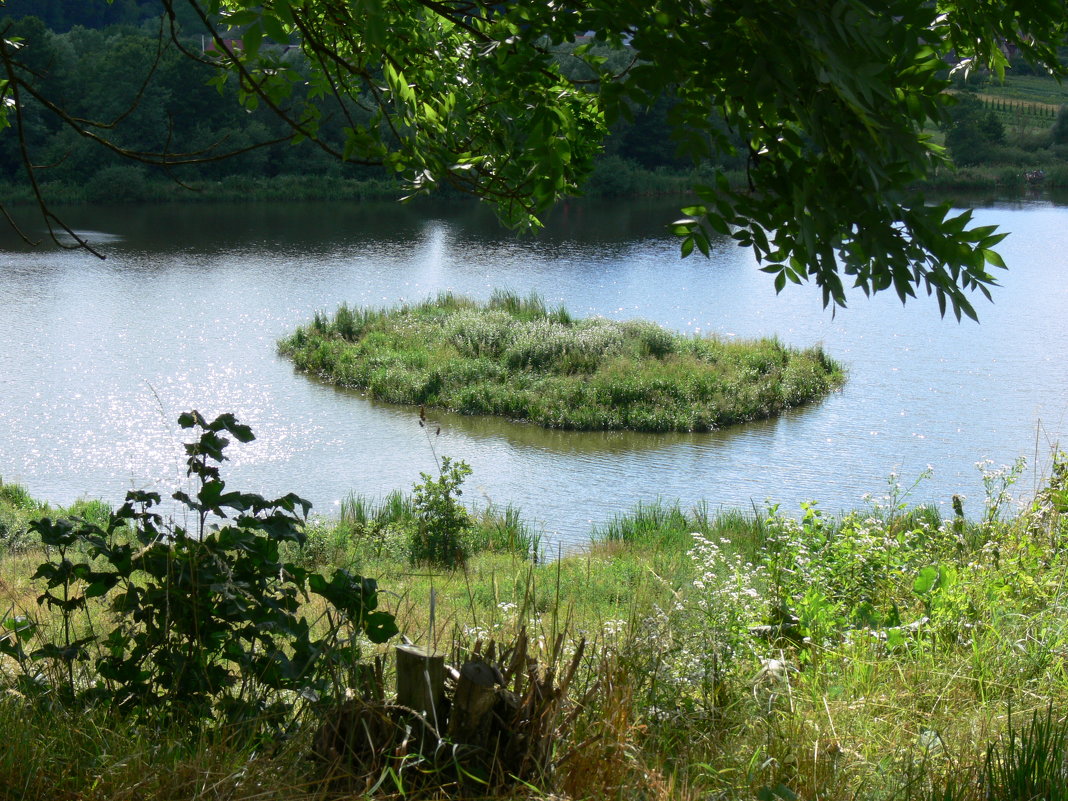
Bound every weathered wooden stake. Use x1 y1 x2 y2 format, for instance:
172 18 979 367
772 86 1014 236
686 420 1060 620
395 644 445 730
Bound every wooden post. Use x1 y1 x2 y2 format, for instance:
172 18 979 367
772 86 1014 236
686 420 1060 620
448 660 502 746
395 644 445 731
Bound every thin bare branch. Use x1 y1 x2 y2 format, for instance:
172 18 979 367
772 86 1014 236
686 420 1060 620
0 201 40 248
1 36 105 257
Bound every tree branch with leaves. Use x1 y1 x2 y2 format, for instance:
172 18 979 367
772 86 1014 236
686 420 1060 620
2 0 1066 317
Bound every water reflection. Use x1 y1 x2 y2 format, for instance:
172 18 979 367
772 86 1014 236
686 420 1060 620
1 196 1067 547
414 392 822 457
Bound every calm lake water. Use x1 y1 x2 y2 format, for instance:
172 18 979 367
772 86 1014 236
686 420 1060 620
1 196 1066 547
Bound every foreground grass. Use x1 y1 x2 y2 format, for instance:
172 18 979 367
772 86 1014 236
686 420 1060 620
279 290 843 433
3 456 1068 800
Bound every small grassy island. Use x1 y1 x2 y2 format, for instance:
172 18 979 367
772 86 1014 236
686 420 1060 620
279 291 844 432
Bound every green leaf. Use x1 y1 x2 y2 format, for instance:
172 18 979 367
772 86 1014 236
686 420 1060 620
261 12 288 43
84 577 117 598
222 9 261 27
706 214 730 236
364 611 400 643
178 411 206 430
885 628 906 650
694 229 711 257
1 616 37 643
983 249 1007 269
913 565 940 595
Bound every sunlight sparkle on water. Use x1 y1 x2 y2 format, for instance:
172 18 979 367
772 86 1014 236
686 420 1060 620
1 199 1067 545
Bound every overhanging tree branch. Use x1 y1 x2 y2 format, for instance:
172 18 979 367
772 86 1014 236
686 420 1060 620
1 0 1065 315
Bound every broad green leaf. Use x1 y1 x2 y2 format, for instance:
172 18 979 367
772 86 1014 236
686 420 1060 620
913 565 940 595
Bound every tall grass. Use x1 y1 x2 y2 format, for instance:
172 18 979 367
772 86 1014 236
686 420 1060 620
594 499 702 548
487 288 573 324
0 481 37 511
0 698 318 801
474 501 542 556
328 488 539 564
592 501 767 552
280 293 844 432
5 458 1068 800
0 480 110 554
983 705 1068 801
339 488 414 527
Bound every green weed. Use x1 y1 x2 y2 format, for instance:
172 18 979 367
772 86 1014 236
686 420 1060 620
1 411 399 731
410 456 474 566
6 458 1068 801
279 293 844 432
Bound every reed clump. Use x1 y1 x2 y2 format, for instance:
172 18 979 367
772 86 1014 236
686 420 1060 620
279 290 844 432
303 481 540 568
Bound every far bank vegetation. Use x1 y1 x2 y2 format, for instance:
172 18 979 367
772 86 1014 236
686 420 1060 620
279 291 843 432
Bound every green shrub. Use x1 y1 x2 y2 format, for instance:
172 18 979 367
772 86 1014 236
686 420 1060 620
409 456 474 566
583 155 645 197
85 164 151 204
1 411 398 731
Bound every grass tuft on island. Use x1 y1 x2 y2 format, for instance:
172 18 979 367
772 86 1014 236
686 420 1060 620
279 290 844 432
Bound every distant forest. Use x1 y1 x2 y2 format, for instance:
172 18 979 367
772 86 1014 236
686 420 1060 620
1 0 180 32
0 1 732 201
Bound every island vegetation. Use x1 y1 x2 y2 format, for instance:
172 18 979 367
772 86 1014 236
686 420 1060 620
278 291 843 433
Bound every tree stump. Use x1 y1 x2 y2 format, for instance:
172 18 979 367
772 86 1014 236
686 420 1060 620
448 659 503 747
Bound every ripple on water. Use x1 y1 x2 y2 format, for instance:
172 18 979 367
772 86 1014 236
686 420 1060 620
1 199 1068 548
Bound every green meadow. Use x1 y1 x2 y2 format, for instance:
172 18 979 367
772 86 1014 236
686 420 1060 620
2 447 1067 800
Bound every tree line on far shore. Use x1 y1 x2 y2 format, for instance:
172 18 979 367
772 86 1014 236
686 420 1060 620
0 8 743 202
5 2 1068 207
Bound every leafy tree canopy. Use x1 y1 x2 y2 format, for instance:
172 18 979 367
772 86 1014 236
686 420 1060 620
2 0 1067 318
945 94 1006 166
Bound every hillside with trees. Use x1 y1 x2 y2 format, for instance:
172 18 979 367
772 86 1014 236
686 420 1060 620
0 12 384 198
0 6 727 209
939 70 1068 186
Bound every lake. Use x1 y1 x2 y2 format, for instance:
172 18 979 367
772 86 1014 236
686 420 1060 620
1 195 1066 547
